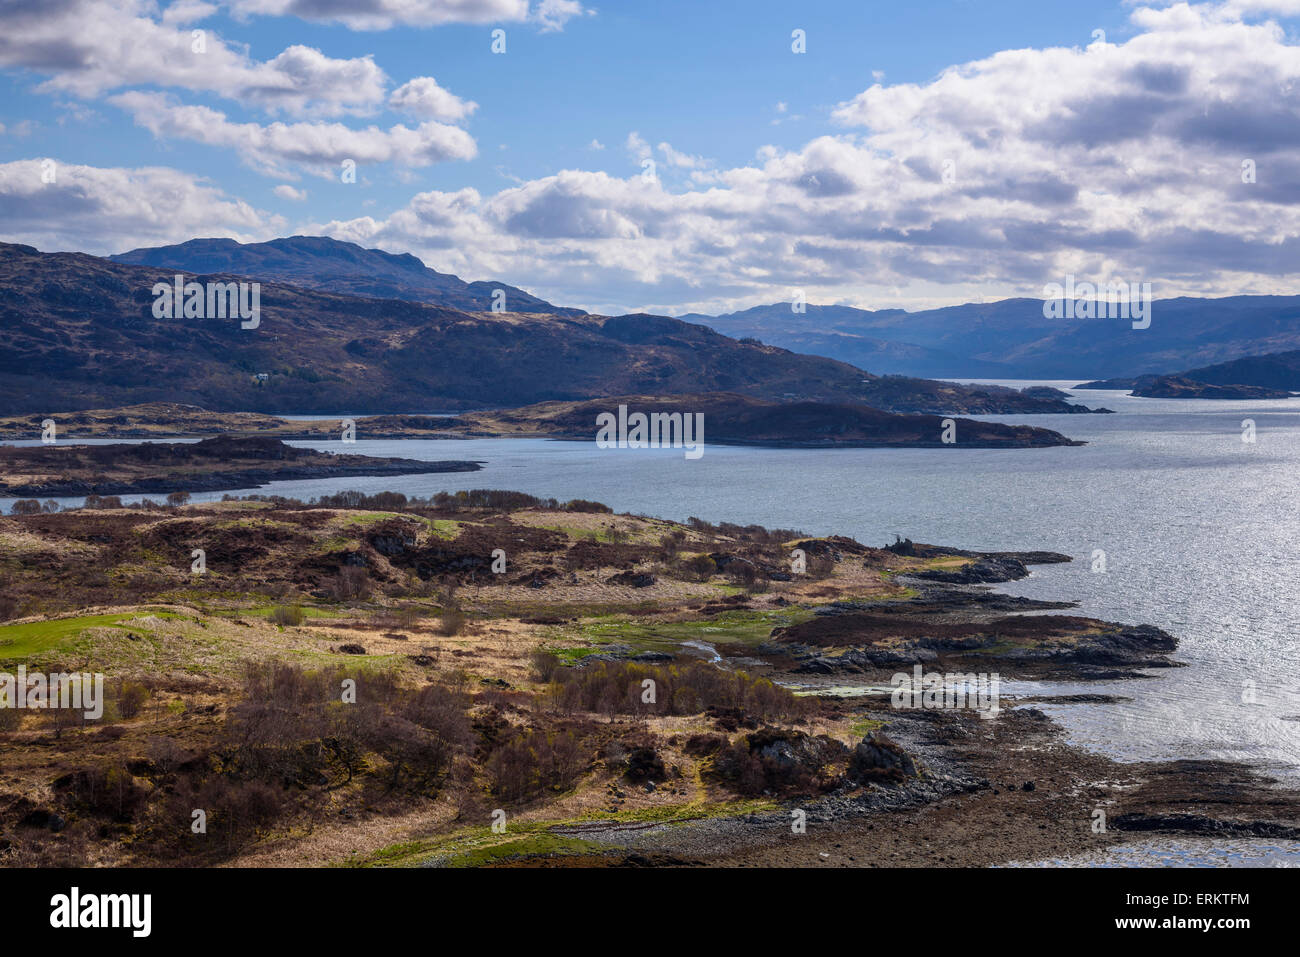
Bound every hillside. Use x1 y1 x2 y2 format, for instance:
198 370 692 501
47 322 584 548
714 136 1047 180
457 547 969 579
111 236 583 317
1177 350 1300 391
0 242 1099 416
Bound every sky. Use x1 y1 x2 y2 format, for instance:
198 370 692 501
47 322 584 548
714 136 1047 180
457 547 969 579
1 0 1299 315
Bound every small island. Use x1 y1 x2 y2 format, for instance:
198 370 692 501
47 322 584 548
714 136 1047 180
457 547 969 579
1 394 1084 449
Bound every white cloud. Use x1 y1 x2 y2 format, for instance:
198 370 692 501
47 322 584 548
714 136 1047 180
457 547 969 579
112 92 478 177
0 158 280 254
224 0 587 31
162 0 218 24
625 131 652 162
0 1 391 117
388 77 478 123
274 184 308 201
657 142 708 169
531 0 589 32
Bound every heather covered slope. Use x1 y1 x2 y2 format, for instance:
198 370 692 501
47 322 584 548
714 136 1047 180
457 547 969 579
0 242 1099 416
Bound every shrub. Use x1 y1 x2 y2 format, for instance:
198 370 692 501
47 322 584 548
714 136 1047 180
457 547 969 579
436 605 466 636
529 649 561 683
114 680 150 719
269 604 305 626
326 566 371 602
678 554 717 582
563 499 612 513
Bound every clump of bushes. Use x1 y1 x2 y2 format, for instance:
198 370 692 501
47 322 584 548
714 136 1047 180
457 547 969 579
484 727 587 802
544 660 805 721
712 727 848 797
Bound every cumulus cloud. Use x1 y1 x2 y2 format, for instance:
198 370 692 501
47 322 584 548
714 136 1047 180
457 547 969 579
0 0 391 117
0 159 280 254
274 184 308 201
388 77 478 123
112 92 478 177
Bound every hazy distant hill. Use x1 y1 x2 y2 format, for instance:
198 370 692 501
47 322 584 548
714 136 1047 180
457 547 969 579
111 235 582 317
0 242 1091 416
693 296 1300 379
1076 350 1300 397
1178 350 1300 391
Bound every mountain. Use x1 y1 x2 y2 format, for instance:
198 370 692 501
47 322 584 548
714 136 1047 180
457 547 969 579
0 242 1092 416
694 296 1300 379
110 235 582 317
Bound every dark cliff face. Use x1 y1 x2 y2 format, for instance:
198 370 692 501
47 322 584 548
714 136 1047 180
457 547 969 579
0 242 1099 417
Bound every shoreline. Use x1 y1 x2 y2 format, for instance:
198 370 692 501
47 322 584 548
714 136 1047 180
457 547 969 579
1 494 1294 869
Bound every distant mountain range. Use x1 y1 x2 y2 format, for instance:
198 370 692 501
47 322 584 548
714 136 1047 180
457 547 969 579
687 297 1300 379
0 240 1092 416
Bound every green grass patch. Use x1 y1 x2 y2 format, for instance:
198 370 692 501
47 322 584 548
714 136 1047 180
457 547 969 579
354 796 779 868
0 610 183 662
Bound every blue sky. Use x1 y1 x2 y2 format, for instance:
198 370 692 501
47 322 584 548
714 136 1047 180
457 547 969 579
2 1 1299 315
